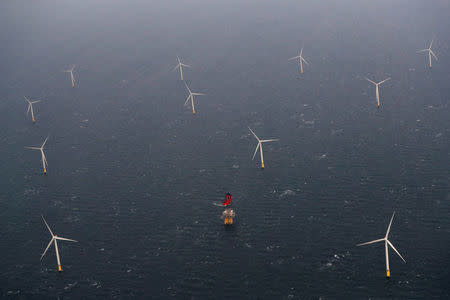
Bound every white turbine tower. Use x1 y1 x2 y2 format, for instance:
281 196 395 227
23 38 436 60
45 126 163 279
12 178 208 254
289 47 309 74
248 127 279 169
64 65 76 88
357 212 406 278
417 40 438 68
365 77 390 108
25 136 49 174
24 96 40 123
41 215 78 272
184 82 205 114
173 56 191 80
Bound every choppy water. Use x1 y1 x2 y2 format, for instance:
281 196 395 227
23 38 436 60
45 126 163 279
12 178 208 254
0 0 449 298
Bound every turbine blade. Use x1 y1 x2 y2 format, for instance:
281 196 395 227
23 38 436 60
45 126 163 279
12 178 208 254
181 63 191 67
56 236 78 242
31 100 41 104
429 39 433 49
385 212 395 238
173 64 180 71
42 152 48 167
356 238 385 246
24 96 31 103
25 147 40 150
288 56 300 60
430 50 438 60
252 143 260 160
261 139 279 142
192 93 205 96
248 127 260 141
27 104 31 116
387 240 406 263
417 49 428 53
184 82 191 94
40 238 54 260
378 77 391 85
41 215 54 236
42 136 49 148
184 95 191 106
365 78 377 85
301 57 309 65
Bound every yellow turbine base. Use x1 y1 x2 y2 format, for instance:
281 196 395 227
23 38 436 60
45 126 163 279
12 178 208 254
261 163 265 169
43 168 47 174
224 217 233 225
386 270 390 278
58 265 62 272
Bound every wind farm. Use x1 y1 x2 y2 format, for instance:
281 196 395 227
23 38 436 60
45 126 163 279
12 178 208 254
289 47 309 74
357 212 406 278
365 77 390 108
174 56 191 80
417 40 438 68
248 127 278 169
40 215 78 272
24 96 40 123
184 82 205 114
25 136 49 174
64 65 76 88
2 1 450 297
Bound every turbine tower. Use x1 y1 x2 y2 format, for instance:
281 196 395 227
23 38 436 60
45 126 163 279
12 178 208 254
289 47 309 74
365 77 390 108
357 212 406 278
173 56 191 80
64 65 76 88
417 40 438 68
248 127 279 169
25 136 49 174
24 96 40 123
41 215 77 272
184 82 205 114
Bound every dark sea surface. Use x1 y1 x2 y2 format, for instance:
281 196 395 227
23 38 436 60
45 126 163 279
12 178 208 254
0 0 449 298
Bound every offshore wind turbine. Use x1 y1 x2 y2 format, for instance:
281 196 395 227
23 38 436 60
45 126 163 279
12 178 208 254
357 212 406 278
184 82 205 114
365 77 390 108
417 40 438 68
41 215 77 272
248 127 279 169
173 56 191 80
289 47 309 73
25 136 49 174
64 65 76 88
24 96 40 123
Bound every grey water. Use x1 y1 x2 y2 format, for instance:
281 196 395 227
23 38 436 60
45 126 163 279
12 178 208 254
0 0 449 298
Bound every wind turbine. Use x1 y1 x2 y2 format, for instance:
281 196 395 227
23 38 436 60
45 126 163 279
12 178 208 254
357 212 406 278
417 40 438 68
41 215 77 272
289 47 309 74
365 77 390 108
173 56 191 80
24 96 40 123
184 82 205 114
64 65 76 88
248 127 279 169
25 136 49 174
